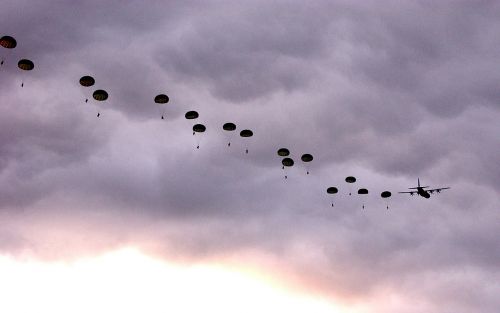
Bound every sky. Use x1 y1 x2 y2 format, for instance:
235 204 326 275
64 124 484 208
1 1 499 312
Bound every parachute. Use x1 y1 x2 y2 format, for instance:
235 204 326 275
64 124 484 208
277 148 290 157
300 153 313 174
345 176 356 195
301 154 313 162
192 123 206 149
381 191 392 209
281 157 294 179
193 124 206 133
79 76 95 103
17 59 34 87
222 122 236 146
154 94 169 119
0 36 16 66
240 129 253 137
0 36 16 49
18 59 34 71
79 76 95 87
154 94 169 104
381 191 391 198
327 187 338 194
327 187 338 207
282 158 294 167
239 129 253 154
185 111 200 134
93 89 108 101
185 111 199 120
92 89 109 117
345 176 356 183
223 122 236 131
358 188 369 209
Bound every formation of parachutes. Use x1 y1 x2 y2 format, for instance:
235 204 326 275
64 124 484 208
3 34 399 210
326 176 392 209
1 35 35 87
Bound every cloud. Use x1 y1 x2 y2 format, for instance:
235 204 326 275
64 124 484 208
1 1 499 312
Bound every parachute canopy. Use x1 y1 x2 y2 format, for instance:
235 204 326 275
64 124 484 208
345 176 356 184
18 59 34 71
193 124 206 133
301 154 313 162
223 122 236 131
282 158 294 167
0 36 16 49
79 76 95 87
381 191 392 198
93 89 108 101
277 148 290 157
358 188 369 195
185 111 199 119
327 187 338 194
154 94 169 104
240 129 253 137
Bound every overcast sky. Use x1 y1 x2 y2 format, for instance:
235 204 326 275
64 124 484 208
1 1 499 312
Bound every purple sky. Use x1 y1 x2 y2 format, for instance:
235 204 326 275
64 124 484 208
1 1 499 312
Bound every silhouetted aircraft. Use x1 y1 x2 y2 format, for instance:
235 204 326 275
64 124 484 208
399 178 450 198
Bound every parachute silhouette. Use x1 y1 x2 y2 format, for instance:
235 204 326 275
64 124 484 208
277 148 290 157
327 187 338 207
17 59 34 87
93 89 108 101
154 94 169 103
327 187 338 194
300 153 313 174
0 36 16 49
192 123 206 149
185 111 200 135
0 35 17 66
358 188 369 209
193 124 206 133
358 188 368 195
281 157 294 179
381 191 392 209
92 89 108 117
345 176 356 183
222 122 237 146
282 158 294 167
345 176 356 195
381 191 391 198
239 129 253 154
80 76 95 87
154 94 169 119
17 59 34 71
79 76 95 103
185 110 199 120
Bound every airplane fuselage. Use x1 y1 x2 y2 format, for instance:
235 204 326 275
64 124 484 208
417 188 431 198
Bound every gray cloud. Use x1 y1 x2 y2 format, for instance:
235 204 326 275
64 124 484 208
1 1 499 312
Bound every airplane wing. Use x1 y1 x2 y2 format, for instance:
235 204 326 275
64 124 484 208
398 191 416 195
426 187 450 194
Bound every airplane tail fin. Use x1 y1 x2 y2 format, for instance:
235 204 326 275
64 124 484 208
409 178 429 189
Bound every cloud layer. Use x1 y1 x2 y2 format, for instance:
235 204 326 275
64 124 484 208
1 1 499 312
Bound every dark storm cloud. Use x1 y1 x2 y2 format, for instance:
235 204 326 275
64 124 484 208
1 1 499 312
154 3 330 103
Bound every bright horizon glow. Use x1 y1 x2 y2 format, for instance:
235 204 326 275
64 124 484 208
0 248 359 313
